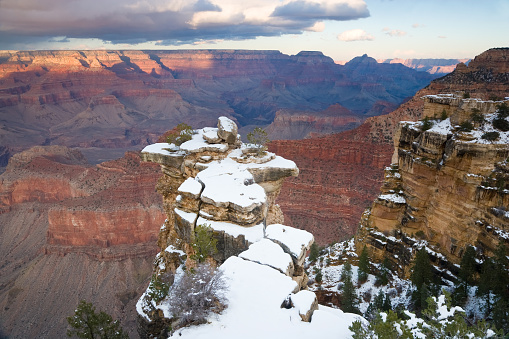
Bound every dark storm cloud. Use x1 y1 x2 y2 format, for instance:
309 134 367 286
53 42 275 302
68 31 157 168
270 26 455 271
0 0 370 48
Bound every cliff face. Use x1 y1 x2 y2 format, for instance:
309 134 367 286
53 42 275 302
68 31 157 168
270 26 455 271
137 117 317 337
0 49 435 168
271 47 509 246
0 146 165 338
266 104 363 140
270 124 394 245
378 58 471 74
356 95 509 278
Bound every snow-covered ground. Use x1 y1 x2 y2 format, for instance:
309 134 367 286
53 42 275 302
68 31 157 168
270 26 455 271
175 256 361 339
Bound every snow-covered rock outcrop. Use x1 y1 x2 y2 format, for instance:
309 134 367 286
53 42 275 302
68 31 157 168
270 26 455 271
136 117 357 338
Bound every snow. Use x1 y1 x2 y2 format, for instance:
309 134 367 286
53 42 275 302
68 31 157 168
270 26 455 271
175 256 358 339
218 116 236 132
197 158 267 210
378 193 406 204
239 239 294 275
427 118 452 135
197 217 264 244
164 245 186 257
180 129 229 153
141 142 181 156
265 224 314 259
175 208 198 225
291 290 317 317
178 177 203 197
202 127 220 141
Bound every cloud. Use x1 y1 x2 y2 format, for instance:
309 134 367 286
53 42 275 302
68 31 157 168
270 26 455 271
384 29 406 37
412 23 424 28
0 0 370 48
438 35 447 39
337 28 373 42
272 0 369 21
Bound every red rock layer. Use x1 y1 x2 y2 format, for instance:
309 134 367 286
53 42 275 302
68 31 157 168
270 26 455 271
270 124 394 245
0 146 165 256
267 104 363 140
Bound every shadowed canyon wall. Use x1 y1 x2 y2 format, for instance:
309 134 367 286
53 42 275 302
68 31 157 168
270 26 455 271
0 146 164 338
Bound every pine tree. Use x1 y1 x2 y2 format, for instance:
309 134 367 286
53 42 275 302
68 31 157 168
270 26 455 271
191 224 218 263
452 246 476 306
477 257 496 317
493 241 509 300
365 290 391 320
376 257 392 286
308 242 319 262
340 262 359 314
410 248 434 312
357 245 370 284
67 300 128 339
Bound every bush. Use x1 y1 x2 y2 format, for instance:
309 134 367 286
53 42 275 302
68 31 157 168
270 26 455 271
166 123 194 146
471 108 485 123
315 270 323 284
493 117 509 132
169 263 228 327
463 92 470 99
308 242 319 262
67 300 128 339
497 103 509 118
247 127 269 156
191 224 218 263
421 117 433 131
147 271 173 303
440 109 448 121
482 131 500 141
459 121 474 132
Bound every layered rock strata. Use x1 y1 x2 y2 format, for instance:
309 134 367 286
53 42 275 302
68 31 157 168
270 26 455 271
138 117 319 336
0 146 165 338
356 94 509 278
271 48 509 246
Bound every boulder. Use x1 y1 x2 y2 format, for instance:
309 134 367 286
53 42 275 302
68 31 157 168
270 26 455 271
217 116 238 144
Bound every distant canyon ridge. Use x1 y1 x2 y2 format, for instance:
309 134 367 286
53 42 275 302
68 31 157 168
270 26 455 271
0 49 444 169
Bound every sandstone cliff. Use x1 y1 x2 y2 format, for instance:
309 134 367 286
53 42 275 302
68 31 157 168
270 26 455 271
356 94 509 279
270 48 509 246
137 117 320 337
0 146 165 338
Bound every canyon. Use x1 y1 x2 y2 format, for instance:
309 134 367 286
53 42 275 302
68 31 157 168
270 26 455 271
0 146 164 338
0 49 436 169
0 47 506 338
271 48 509 245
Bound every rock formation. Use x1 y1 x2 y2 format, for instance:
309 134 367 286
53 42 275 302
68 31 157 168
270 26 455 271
270 125 394 245
137 117 320 337
0 146 164 338
266 104 363 140
271 48 509 245
378 58 471 74
356 94 509 278
0 49 435 170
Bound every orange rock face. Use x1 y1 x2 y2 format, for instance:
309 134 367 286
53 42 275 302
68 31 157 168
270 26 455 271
270 47 509 246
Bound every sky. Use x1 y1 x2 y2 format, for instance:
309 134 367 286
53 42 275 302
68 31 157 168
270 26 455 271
0 0 508 61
